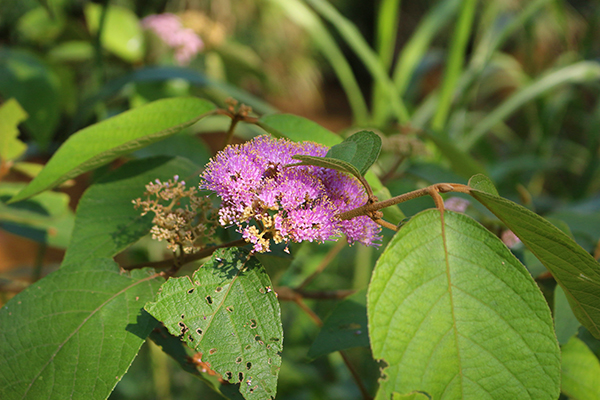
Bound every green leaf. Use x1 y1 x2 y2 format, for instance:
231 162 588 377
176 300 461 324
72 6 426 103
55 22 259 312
307 289 369 359
62 156 200 266
85 3 144 63
10 97 216 203
469 189 600 339
0 182 74 248
392 391 432 400
561 336 600 400
0 259 162 400
554 285 581 346
467 173 499 196
368 210 560 400
0 98 28 161
326 130 382 176
292 154 362 180
0 48 61 150
145 248 283 400
149 324 245 400
258 114 341 147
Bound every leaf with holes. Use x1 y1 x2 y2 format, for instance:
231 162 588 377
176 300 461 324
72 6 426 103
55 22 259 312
0 259 162 400
145 247 283 400
368 210 560 400
469 184 600 339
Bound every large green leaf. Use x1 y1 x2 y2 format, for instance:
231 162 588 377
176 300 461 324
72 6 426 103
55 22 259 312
0 48 61 150
469 187 600 339
10 97 216 203
62 156 200 266
0 259 162 400
307 289 369 359
0 98 28 161
368 210 560 399
561 336 600 400
145 248 283 400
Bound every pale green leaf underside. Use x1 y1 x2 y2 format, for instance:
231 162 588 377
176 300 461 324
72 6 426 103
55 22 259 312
368 210 560 400
11 97 215 203
561 336 600 400
0 259 162 400
145 248 283 400
469 189 600 339
62 156 199 266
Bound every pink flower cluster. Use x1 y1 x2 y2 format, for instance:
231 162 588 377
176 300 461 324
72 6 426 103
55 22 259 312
201 136 381 252
142 13 204 65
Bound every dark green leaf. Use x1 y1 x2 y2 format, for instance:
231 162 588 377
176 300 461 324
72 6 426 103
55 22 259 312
62 156 200 266
0 259 162 400
10 97 215 203
133 132 211 167
0 48 60 150
307 289 368 359
145 248 283 400
368 210 560 399
554 285 581 345
469 189 600 339
292 154 361 179
326 130 382 176
561 336 600 400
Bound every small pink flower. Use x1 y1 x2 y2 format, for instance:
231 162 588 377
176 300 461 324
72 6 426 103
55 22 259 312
445 197 470 213
142 13 204 65
501 230 521 248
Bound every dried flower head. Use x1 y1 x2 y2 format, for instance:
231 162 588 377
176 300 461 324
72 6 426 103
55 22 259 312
201 135 381 252
133 176 217 253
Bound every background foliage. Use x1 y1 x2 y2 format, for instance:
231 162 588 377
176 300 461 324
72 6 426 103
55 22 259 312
1 0 600 399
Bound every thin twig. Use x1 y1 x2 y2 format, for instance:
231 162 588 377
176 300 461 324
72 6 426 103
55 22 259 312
298 239 347 290
123 239 247 271
372 218 398 231
339 350 373 400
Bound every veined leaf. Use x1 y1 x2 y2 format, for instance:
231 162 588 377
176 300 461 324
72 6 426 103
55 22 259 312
10 97 216 203
145 248 283 400
63 156 200 266
469 185 600 339
258 114 341 147
292 154 361 179
325 130 382 176
368 210 560 399
0 259 162 400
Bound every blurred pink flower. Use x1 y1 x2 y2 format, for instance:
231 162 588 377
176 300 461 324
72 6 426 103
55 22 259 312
142 13 204 65
501 230 521 248
445 197 470 213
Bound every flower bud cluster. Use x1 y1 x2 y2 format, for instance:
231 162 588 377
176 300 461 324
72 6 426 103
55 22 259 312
201 135 381 252
133 176 217 254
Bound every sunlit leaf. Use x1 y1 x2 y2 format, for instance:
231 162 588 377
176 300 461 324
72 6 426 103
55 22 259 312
10 97 216 203
369 210 560 399
0 259 162 400
145 248 283 400
0 98 28 161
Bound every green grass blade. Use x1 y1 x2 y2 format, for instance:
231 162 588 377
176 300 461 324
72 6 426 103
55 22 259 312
269 0 370 125
463 61 600 150
304 0 410 124
371 0 401 124
392 0 461 97
431 0 478 132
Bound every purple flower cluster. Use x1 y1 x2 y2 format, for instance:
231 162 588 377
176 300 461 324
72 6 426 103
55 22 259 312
201 135 381 252
142 13 204 65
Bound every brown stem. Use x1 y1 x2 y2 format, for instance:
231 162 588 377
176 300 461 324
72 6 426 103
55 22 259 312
372 218 398 232
123 239 247 271
222 117 240 150
379 155 405 184
298 239 347 290
337 183 471 221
